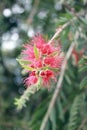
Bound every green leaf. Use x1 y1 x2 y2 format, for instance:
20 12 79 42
83 55 87 59
57 99 64 121
80 76 87 89
22 65 35 71
16 59 34 71
45 120 51 130
79 56 87 64
56 13 73 26
16 59 31 66
29 96 50 126
65 75 72 85
60 91 67 104
48 67 59 71
42 66 59 71
48 51 58 57
78 58 85 64
34 44 39 59
68 95 82 130
49 107 56 130
36 77 42 90
79 66 87 72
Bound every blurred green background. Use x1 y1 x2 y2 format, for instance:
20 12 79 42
0 0 87 130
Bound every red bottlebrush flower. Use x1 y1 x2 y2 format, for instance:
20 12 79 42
41 44 54 55
22 45 35 61
19 34 64 88
44 56 63 68
33 59 43 68
40 70 55 85
30 71 36 76
31 34 46 49
44 57 56 67
24 76 38 86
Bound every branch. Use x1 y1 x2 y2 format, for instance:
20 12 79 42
27 0 40 24
48 2 83 45
40 41 76 130
48 22 69 44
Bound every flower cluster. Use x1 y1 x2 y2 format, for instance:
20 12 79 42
19 34 63 88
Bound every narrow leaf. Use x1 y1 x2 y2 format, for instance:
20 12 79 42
49 107 56 130
16 59 31 66
80 76 87 89
48 67 59 71
34 44 39 59
79 66 87 72
22 65 35 71
48 51 58 57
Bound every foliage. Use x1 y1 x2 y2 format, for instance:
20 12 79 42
0 0 87 130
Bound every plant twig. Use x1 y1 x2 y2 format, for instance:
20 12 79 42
40 41 76 130
48 22 69 44
27 0 40 24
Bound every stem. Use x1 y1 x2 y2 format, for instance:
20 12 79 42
48 22 69 44
27 0 40 24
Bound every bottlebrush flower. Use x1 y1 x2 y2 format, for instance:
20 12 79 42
17 34 64 88
24 76 38 86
